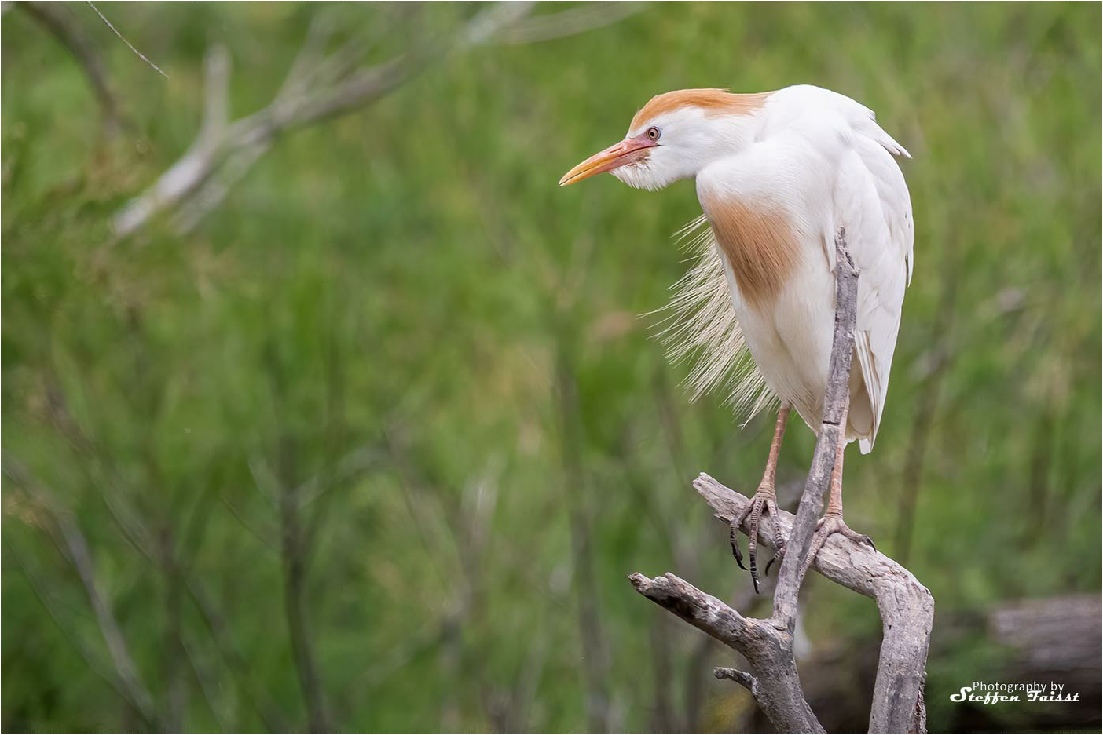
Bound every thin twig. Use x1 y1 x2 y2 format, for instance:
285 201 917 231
715 667 760 698
86 1 167 78
4 538 135 705
57 510 158 724
3 460 158 726
177 624 230 732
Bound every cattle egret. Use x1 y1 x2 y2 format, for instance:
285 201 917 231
560 86 913 590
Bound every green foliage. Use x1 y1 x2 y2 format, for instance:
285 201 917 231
3 3 1100 732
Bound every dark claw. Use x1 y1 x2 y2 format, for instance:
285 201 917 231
728 492 778 593
764 547 784 577
729 521 746 570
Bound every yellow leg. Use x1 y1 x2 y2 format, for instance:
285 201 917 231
760 403 791 493
731 404 791 592
802 406 876 577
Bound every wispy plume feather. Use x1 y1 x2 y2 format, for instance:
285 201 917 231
649 216 776 423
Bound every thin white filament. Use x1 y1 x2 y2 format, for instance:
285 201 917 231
648 215 777 424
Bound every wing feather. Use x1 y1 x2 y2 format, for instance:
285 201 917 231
835 127 914 453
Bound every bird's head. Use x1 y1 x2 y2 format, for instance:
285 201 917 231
559 88 770 191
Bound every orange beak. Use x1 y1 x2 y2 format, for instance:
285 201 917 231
559 134 656 186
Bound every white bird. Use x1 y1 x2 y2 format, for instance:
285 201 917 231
560 85 913 589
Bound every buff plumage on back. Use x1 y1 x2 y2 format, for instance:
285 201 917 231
652 216 776 424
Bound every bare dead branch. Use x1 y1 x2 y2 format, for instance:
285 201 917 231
696 473 934 733
630 572 824 733
276 55 416 132
714 666 760 697
636 478 935 734
279 12 340 101
199 44 230 140
681 482 801 732
20 1 125 136
4 538 135 704
459 2 535 47
112 3 536 238
771 230 861 628
2 459 157 726
630 231 934 734
58 514 157 722
498 2 644 45
113 2 640 238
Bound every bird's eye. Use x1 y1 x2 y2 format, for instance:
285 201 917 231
646 126 661 142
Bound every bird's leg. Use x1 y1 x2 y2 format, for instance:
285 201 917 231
799 409 876 578
765 401 875 579
730 403 790 593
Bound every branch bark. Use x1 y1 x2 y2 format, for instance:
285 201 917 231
770 233 861 627
694 472 935 733
630 231 934 734
630 572 824 732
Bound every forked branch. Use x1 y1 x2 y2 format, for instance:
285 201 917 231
630 231 934 733
112 2 641 237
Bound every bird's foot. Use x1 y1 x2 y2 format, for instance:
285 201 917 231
729 485 785 594
800 513 875 578
764 513 875 579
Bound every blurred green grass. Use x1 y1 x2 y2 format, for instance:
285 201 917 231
3 3 1100 732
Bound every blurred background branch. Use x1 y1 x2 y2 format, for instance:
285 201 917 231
18 1 126 137
112 2 642 238
3 457 157 727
